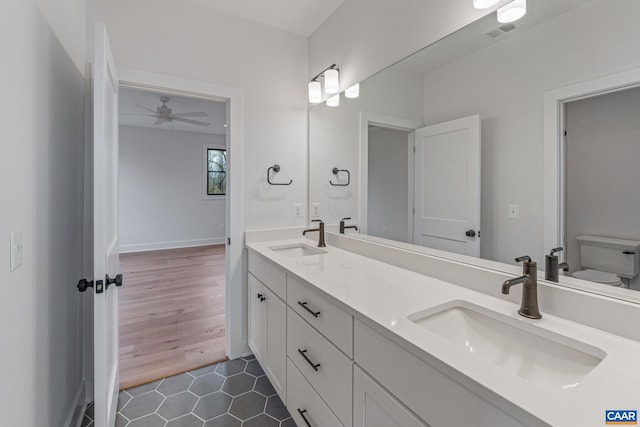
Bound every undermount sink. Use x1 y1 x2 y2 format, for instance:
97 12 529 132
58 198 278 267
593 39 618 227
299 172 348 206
269 243 327 258
408 301 606 391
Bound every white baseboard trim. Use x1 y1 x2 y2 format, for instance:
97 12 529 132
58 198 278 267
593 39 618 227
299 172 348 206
120 237 226 253
63 379 86 427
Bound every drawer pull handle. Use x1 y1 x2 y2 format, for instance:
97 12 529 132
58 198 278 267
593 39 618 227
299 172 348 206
297 349 321 371
297 409 313 427
257 293 265 302
298 301 320 318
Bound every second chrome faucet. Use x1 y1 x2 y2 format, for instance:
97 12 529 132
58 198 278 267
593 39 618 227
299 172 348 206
502 255 542 319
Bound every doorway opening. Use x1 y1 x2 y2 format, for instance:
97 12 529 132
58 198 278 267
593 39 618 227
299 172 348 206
117 85 229 388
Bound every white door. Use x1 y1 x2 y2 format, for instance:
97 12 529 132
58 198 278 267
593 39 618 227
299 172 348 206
413 115 481 256
93 23 121 427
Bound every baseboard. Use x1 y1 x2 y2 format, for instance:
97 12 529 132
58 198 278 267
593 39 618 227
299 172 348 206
120 237 225 253
63 379 87 427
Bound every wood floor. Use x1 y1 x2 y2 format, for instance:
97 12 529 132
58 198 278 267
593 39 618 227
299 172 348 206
118 245 227 389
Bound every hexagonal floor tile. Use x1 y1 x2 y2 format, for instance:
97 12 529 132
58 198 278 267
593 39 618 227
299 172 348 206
157 391 198 420
120 391 164 420
203 414 242 427
280 418 297 427
215 359 247 377
189 373 225 396
193 391 233 421
228 391 266 421
127 413 165 427
158 373 195 396
242 414 279 427
115 413 127 427
221 373 255 396
253 376 276 397
166 413 205 427
117 392 132 411
265 395 290 421
188 364 217 377
126 379 162 396
244 360 264 377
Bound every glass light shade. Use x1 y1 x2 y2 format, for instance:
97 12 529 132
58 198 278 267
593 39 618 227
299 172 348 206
326 94 340 107
473 0 500 9
324 68 340 94
345 83 360 99
308 80 322 103
497 0 527 23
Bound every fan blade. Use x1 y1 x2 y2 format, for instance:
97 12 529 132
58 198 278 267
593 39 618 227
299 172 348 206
121 113 158 117
136 104 158 114
171 117 211 126
153 118 166 125
170 112 208 118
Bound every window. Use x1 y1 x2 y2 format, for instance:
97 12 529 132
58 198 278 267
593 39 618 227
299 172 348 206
205 146 226 197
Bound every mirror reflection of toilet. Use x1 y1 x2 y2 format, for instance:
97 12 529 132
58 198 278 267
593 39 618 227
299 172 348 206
573 235 640 288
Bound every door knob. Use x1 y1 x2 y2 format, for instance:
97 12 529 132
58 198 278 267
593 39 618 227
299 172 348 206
77 278 94 293
465 229 476 238
105 274 123 290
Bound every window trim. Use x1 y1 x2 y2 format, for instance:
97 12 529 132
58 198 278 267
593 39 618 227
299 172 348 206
203 144 227 200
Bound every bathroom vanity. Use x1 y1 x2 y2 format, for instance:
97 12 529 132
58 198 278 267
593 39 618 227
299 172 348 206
246 229 640 427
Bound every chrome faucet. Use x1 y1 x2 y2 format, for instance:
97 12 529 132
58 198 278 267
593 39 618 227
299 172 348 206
545 247 569 283
339 217 359 234
502 256 542 319
303 219 326 247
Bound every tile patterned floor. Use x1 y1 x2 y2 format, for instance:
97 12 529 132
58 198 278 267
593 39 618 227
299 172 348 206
82 355 294 427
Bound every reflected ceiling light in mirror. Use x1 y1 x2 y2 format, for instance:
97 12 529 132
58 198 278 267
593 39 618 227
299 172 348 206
325 68 340 94
345 83 360 99
473 0 500 9
498 0 527 23
308 80 322 103
326 94 340 107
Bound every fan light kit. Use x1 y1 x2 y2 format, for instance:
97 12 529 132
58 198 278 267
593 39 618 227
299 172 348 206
473 0 527 23
123 95 212 127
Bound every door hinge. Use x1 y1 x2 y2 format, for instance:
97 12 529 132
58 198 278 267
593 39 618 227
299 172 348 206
564 130 567 136
413 145 416 154
227 237 231 245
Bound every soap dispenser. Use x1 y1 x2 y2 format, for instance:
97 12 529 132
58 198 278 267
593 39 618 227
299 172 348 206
545 247 569 282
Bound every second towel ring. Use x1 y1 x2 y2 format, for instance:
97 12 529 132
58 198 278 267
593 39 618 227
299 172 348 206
330 167 350 186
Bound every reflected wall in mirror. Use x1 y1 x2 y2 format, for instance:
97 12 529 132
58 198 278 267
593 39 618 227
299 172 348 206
309 0 640 296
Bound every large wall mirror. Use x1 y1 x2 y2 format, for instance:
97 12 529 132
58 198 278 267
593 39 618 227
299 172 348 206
309 0 640 301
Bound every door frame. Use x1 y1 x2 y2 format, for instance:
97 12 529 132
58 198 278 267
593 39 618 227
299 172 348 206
359 112 422 241
117 69 246 359
543 66 640 262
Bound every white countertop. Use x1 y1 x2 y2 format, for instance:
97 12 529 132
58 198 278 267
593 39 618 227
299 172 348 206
247 237 640 427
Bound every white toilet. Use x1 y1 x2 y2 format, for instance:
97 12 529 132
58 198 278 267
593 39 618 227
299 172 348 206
572 235 640 287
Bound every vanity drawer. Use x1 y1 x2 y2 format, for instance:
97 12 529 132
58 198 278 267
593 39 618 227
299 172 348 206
287 274 353 356
248 251 286 299
288 308 353 427
354 320 527 427
287 358 343 427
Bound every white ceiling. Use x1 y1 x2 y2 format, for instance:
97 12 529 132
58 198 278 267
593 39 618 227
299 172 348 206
119 87 227 135
189 0 347 36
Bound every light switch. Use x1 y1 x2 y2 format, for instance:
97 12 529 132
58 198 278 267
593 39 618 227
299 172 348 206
508 204 520 219
10 230 24 271
293 203 302 218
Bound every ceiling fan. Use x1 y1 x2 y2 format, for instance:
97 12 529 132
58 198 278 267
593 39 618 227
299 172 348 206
124 95 211 127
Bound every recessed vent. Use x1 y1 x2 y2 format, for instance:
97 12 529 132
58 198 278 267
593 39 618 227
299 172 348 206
486 23 517 38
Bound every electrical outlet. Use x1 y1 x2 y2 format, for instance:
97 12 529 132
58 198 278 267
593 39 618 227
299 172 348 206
293 203 302 218
508 204 520 219
10 230 23 272
311 203 320 218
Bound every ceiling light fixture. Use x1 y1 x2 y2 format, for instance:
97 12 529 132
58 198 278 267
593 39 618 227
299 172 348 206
308 80 322 104
345 83 360 99
326 94 340 107
497 0 527 23
308 64 340 103
473 0 500 9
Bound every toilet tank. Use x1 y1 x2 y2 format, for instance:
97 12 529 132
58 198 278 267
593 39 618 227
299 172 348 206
577 235 640 279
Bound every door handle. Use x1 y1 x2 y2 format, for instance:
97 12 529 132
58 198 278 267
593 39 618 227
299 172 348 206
105 274 123 290
465 229 476 238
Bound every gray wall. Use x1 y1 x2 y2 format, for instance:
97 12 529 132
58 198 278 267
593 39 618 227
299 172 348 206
119 126 226 252
566 86 640 289
367 127 410 242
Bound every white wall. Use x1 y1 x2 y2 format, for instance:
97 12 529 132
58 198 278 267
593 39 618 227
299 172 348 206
0 1 86 426
309 0 510 91
421 0 640 264
367 127 410 242
119 126 226 252
565 86 640 289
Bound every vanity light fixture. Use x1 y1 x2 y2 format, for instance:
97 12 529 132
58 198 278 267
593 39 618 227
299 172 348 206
308 64 340 103
326 94 340 107
497 0 527 23
473 0 500 9
345 83 360 99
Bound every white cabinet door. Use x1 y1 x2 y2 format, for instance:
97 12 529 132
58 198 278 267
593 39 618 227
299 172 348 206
413 115 481 256
248 274 266 362
266 290 287 401
354 367 428 427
